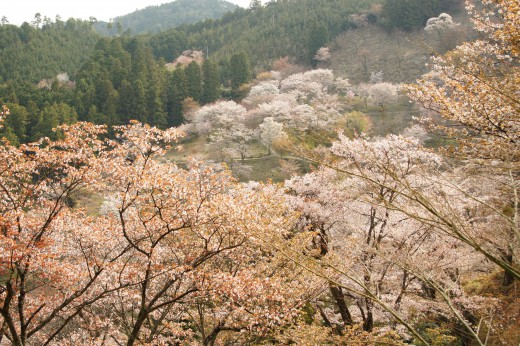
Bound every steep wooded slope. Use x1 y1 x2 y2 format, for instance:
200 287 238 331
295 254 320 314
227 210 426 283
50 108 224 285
95 0 238 35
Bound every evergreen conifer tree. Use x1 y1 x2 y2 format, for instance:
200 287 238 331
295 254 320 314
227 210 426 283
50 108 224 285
229 52 252 90
167 68 188 127
202 59 220 104
308 23 329 67
185 61 203 102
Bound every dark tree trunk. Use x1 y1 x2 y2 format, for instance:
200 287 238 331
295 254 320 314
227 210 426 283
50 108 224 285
317 306 333 328
421 281 436 299
329 284 353 326
503 252 515 286
126 310 147 346
203 325 221 346
362 309 373 332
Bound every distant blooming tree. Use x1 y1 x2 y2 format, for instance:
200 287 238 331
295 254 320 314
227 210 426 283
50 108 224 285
333 77 352 95
288 104 318 130
242 70 352 132
259 117 285 155
0 104 9 121
424 12 462 50
349 13 369 28
280 69 335 98
367 82 398 106
191 101 257 163
369 71 384 84
424 13 459 39
313 47 331 65
355 82 398 109
258 98 294 121
243 81 280 108
248 81 280 98
192 100 246 135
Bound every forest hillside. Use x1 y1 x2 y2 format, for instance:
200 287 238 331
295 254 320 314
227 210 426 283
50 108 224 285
0 18 99 83
94 0 238 35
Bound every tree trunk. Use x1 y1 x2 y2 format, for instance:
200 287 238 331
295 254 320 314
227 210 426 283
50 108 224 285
126 310 147 346
329 284 353 326
317 306 333 328
362 301 374 332
203 325 221 346
503 251 515 286
1 282 23 346
363 313 373 332
421 281 436 299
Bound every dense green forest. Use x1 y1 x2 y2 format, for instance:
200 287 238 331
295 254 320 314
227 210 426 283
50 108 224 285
382 0 461 30
170 0 460 67
0 0 463 144
176 0 380 68
0 17 99 83
94 0 237 35
0 35 252 143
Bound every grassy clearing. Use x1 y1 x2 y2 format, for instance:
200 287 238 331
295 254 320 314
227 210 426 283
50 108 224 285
230 156 311 183
165 134 211 162
72 189 106 217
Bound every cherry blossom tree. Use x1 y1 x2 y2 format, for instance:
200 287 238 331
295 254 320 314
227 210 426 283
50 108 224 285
283 135 498 344
333 77 352 97
257 97 295 120
238 69 355 137
249 81 280 98
0 122 125 346
288 104 318 131
192 101 247 136
259 117 285 155
367 82 399 107
409 1 519 163
406 0 520 284
425 13 460 40
99 146 304 344
313 47 331 66
189 101 257 163
280 69 335 100
369 71 384 84
0 117 310 345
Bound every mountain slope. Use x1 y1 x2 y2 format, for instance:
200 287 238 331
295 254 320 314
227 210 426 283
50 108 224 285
0 19 100 83
150 0 462 70
96 0 238 35
155 0 382 69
